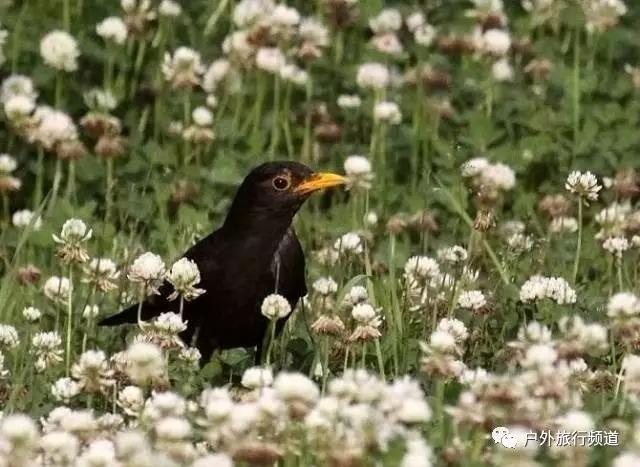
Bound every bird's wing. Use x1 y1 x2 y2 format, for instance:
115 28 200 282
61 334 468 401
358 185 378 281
272 227 307 310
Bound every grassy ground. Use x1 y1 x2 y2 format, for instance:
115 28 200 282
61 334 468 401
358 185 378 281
0 0 640 465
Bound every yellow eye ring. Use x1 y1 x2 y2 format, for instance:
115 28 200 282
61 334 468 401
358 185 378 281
272 176 291 191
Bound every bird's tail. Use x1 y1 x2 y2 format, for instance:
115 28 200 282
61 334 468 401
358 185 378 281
98 304 140 326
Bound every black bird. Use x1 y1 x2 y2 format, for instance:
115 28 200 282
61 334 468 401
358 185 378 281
99 161 347 364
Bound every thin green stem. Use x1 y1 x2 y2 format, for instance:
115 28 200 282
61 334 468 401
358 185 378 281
572 200 583 283
65 265 74 376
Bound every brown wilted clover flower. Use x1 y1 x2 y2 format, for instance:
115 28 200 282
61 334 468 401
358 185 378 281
323 0 358 29
409 210 438 233
53 218 92 264
172 179 199 205
17 264 41 285
473 209 495 232
525 58 552 81
122 0 157 36
612 168 640 198
56 139 88 161
348 303 382 343
95 133 127 159
233 441 283 466
539 193 571 219
311 315 345 336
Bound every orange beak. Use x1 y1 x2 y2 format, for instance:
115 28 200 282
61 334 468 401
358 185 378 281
295 172 348 195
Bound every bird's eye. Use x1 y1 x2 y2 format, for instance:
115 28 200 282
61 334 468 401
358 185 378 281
272 176 290 191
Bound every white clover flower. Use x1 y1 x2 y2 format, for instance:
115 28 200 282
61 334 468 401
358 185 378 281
0 414 38 452
192 454 234 467
270 4 300 28
159 0 182 16
40 431 79 465
334 232 363 256
337 94 361 109
482 28 511 56
125 342 165 385
519 275 576 305
492 58 514 81
178 347 201 365
203 59 231 92
12 210 42 230
565 170 602 201
153 312 188 334
273 372 319 405
260 293 291 320
404 256 440 282
4 95 36 121
356 62 390 90
414 24 436 46
312 277 338 296
96 17 128 44
437 245 468 264
401 436 433 467
344 155 374 190
1 75 37 104
117 385 145 416
33 108 78 150
128 252 166 292
521 343 557 368
82 305 100 319
241 366 274 389
279 63 308 86
607 292 640 319
373 101 402 124
22 306 42 322
43 276 71 304
167 257 205 300
481 162 516 190
206 94 218 108
192 106 213 127
603 236 629 257
437 318 469 343
40 30 80 71
458 290 487 311
406 12 425 32
83 257 120 292
369 8 402 33
428 330 457 353
371 33 404 56
0 324 19 349
550 216 578 233
53 218 92 245
613 452 640 467
255 47 285 74
233 0 274 27
155 416 191 441
344 285 368 306
299 17 330 47
76 439 117 467
461 157 489 177
83 88 117 111
0 154 16 173
517 321 552 344
162 47 204 88
51 377 81 402
351 303 377 325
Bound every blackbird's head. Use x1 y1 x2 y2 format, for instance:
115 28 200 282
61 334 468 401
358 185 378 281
224 161 347 229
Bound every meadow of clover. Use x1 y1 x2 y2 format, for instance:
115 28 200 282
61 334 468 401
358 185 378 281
2 0 640 465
